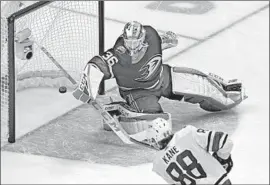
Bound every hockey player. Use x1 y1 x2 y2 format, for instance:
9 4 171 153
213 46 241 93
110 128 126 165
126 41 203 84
73 21 246 134
149 117 234 185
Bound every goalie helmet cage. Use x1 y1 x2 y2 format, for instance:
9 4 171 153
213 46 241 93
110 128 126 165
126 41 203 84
1 1 105 143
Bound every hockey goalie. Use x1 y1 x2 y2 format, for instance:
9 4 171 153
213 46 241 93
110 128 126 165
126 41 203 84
73 21 247 136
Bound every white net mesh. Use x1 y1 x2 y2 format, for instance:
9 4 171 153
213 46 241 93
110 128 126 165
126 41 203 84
1 1 100 143
1 17 9 142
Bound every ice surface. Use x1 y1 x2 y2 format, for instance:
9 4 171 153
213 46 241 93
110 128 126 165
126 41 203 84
1 1 269 184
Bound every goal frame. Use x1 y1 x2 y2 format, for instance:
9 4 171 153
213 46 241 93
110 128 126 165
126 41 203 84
5 1 105 143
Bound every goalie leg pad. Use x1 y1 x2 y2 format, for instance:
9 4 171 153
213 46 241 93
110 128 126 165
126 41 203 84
102 102 172 135
119 112 172 135
171 67 245 111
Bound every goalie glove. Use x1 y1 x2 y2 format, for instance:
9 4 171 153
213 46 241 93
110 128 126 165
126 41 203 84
209 73 242 92
73 63 104 103
208 73 248 102
161 31 178 50
213 152 234 174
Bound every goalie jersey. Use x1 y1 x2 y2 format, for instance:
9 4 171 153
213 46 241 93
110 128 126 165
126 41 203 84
152 125 232 185
89 25 163 90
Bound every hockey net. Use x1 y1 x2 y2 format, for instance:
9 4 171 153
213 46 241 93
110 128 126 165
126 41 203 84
1 1 102 144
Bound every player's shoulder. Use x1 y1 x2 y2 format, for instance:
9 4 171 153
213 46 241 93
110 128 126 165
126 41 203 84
182 125 212 137
112 36 128 56
101 45 124 60
143 25 158 35
100 48 117 59
172 125 192 138
173 125 199 140
113 36 124 48
180 125 197 133
98 47 120 69
143 25 161 44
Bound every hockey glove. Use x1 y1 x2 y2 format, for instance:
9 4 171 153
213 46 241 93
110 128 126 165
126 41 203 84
164 31 178 45
161 31 178 50
213 152 233 174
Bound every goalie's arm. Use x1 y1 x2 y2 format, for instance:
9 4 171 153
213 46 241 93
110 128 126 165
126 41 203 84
89 53 115 80
73 52 115 102
146 26 178 51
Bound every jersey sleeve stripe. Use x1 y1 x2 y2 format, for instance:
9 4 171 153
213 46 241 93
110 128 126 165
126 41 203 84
212 132 224 152
207 131 213 152
220 134 228 149
219 133 227 149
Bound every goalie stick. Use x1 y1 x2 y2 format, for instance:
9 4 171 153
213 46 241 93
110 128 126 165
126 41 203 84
36 42 77 85
89 99 134 144
129 136 159 151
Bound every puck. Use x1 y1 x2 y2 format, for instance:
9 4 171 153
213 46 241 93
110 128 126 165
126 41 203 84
59 86 67 93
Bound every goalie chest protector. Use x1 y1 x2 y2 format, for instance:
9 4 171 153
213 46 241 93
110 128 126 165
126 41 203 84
106 26 163 90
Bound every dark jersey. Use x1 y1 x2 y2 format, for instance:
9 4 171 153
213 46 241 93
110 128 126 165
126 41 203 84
91 26 163 90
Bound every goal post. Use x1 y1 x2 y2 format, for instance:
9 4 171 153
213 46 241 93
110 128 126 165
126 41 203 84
1 1 105 144
98 1 105 96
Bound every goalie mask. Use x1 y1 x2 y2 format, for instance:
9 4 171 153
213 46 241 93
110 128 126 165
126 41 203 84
122 21 147 56
147 117 173 150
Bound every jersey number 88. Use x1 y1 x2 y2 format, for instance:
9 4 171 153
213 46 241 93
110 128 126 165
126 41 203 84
166 150 207 184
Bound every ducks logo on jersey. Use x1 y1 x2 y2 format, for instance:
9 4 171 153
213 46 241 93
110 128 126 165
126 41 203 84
135 54 162 82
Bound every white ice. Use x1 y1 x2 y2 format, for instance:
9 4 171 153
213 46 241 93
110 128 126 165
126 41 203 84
1 1 269 184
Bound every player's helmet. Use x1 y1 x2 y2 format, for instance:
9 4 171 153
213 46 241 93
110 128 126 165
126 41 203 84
122 21 147 56
147 117 173 150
